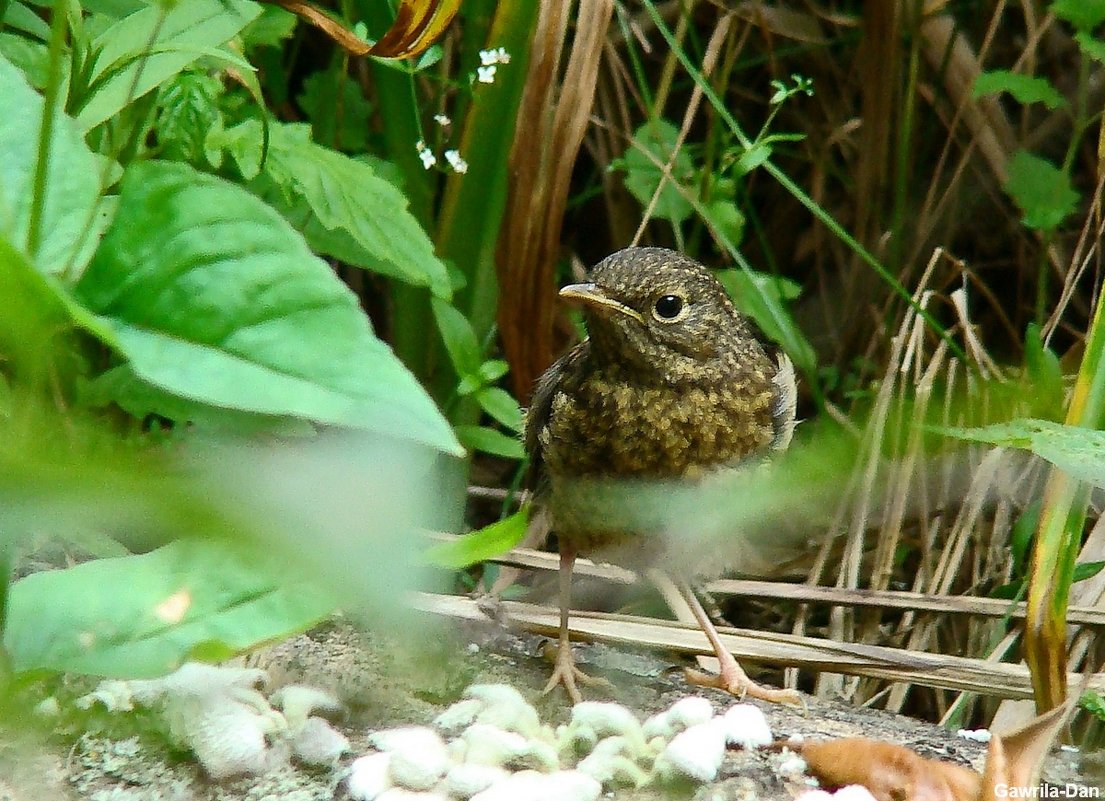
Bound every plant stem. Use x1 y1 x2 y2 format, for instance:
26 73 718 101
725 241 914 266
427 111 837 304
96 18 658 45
26 3 69 261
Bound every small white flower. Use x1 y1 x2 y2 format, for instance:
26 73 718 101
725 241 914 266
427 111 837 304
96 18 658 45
433 113 451 127
479 47 511 65
444 150 468 174
416 142 437 169
476 65 497 84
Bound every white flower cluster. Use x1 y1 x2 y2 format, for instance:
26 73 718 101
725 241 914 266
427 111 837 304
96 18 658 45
345 684 776 800
475 46 511 84
415 139 468 174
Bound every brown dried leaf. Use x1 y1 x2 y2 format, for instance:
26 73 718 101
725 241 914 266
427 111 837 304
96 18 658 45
266 0 459 59
798 738 980 801
976 702 1071 801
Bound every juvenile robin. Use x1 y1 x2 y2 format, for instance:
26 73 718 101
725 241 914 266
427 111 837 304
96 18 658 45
525 246 800 705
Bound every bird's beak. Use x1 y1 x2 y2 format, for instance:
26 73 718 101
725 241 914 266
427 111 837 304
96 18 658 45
559 283 644 324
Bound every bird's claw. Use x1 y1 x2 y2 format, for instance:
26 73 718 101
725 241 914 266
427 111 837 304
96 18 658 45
542 642 613 704
684 667 805 710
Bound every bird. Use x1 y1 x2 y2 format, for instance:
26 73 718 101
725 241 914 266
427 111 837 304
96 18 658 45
524 246 800 706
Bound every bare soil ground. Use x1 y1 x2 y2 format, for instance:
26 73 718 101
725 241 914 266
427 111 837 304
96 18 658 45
1 613 1097 801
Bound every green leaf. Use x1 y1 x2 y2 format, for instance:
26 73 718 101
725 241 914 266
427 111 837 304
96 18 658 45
622 119 694 224
1 2 50 40
1023 323 1064 420
0 53 103 277
431 296 483 378
702 200 745 247
476 386 523 433
3 538 336 677
154 70 225 163
239 4 298 50
1075 32 1105 64
0 32 48 88
74 0 260 131
455 425 523 459
1004 150 1079 231
1073 560 1105 583
254 123 450 296
937 418 1105 488
972 70 1067 109
458 359 510 395
82 364 316 436
1010 500 1041 573
298 69 373 152
425 508 530 568
74 160 462 455
1081 689 1105 721
733 142 772 177
204 117 264 178
716 268 816 376
0 234 85 384
1051 0 1105 32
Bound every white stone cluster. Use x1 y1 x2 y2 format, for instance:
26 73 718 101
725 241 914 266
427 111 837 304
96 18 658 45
76 663 350 779
346 684 776 800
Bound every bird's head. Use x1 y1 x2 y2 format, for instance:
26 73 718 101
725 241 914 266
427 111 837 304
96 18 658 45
560 247 767 385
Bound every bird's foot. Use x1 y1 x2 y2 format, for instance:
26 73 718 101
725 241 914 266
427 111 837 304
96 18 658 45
684 666 805 709
542 642 613 704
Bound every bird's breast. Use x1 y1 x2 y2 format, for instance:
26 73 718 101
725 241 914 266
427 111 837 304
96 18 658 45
540 370 775 480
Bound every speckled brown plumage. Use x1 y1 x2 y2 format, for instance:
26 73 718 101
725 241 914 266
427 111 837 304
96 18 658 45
525 246 801 706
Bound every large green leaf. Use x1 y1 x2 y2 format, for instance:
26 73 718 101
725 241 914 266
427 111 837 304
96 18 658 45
938 418 1105 488
253 123 450 296
0 53 102 276
74 0 260 131
75 160 462 454
4 538 336 677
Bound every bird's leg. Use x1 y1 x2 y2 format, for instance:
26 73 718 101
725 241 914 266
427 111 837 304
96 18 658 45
542 548 612 704
675 576 803 707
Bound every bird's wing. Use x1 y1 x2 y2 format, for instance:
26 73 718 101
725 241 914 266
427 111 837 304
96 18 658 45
523 342 587 487
769 351 798 452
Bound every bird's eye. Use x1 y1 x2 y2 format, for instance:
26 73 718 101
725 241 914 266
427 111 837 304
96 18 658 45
653 294 685 321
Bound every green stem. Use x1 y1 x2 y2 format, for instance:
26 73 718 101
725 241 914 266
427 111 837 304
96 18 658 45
26 3 69 260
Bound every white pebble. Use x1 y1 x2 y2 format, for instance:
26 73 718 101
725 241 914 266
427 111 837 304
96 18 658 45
793 792 835 801
956 728 991 743
576 736 650 787
461 723 530 767
643 696 713 739
372 728 449 790
570 702 642 739
291 716 350 765
775 747 808 776
469 769 601 801
466 684 541 736
270 685 343 730
348 752 393 800
655 718 727 783
722 704 772 749
668 696 714 728
433 699 483 736
442 763 510 798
